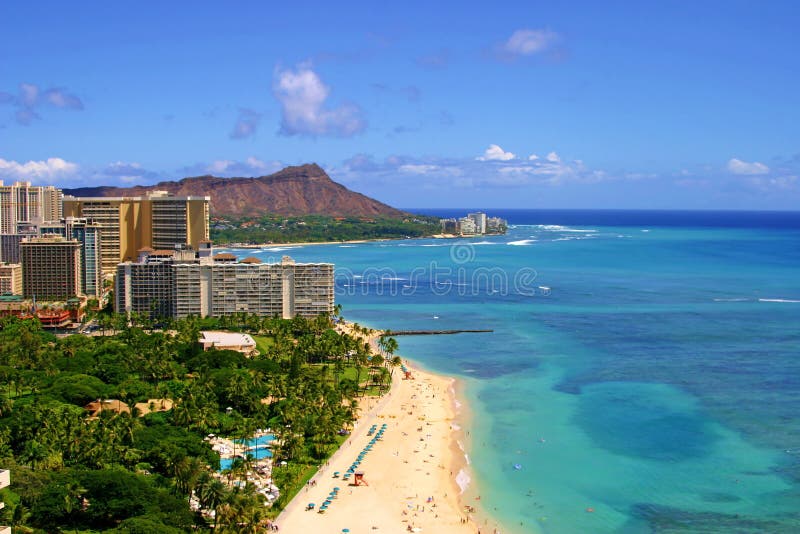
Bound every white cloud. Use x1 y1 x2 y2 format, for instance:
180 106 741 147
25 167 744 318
1 83 84 125
477 144 516 161
528 153 539 161
19 83 39 107
502 29 559 56
98 161 159 184
400 164 440 174
207 160 234 174
230 108 262 139
185 157 284 177
43 88 83 109
748 175 797 190
498 166 534 175
727 158 769 175
399 163 463 177
0 157 78 182
334 145 643 191
273 64 366 137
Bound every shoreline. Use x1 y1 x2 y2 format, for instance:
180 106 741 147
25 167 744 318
215 232 506 250
275 324 506 533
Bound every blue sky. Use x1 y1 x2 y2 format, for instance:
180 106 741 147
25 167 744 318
1 1 799 209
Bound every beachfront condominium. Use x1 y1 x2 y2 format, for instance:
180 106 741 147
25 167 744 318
0 181 62 234
62 191 210 275
467 212 487 234
116 248 334 319
20 234 82 300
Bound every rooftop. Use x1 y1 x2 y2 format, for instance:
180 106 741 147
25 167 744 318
199 331 257 352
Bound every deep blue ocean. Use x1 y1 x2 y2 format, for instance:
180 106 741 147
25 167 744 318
228 209 800 533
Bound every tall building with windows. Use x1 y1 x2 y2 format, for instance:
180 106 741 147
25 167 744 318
116 249 334 319
62 191 210 275
0 263 22 295
467 212 487 234
21 234 82 299
0 223 38 263
40 217 103 298
0 181 62 234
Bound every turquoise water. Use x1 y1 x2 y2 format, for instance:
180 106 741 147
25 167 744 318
219 434 275 471
232 212 800 533
237 434 275 449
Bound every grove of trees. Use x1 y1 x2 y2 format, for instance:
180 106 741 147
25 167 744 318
0 311 398 532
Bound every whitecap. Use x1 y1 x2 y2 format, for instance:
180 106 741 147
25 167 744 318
535 224 597 233
507 239 536 246
456 469 471 492
713 298 750 302
759 298 800 303
339 245 356 248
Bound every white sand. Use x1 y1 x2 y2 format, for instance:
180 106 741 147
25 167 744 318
275 360 481 533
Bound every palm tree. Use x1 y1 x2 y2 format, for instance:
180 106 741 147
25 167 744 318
382 336 399 363
20 439 48 469
388 355 403 381
196 476 229 529
62 480 88 518
174 456 206 497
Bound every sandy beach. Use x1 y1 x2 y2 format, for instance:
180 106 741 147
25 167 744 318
275 358 484 533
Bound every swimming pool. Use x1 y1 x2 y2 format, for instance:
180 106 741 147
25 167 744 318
218 434 275 471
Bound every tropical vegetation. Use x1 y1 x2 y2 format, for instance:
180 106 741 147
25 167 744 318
210 214 441 244
0 310 399 532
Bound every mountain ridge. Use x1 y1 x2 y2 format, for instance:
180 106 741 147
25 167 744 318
64 163 407 218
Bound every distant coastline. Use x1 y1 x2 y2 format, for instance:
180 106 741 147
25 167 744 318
217 233 502 250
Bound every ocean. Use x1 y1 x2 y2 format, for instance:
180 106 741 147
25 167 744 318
229 209 800 533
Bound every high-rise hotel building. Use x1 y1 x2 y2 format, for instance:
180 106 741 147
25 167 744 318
40 218 103 298
20 234 82 300
63 191 210 275
0 181 62 234
116 248 334 320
